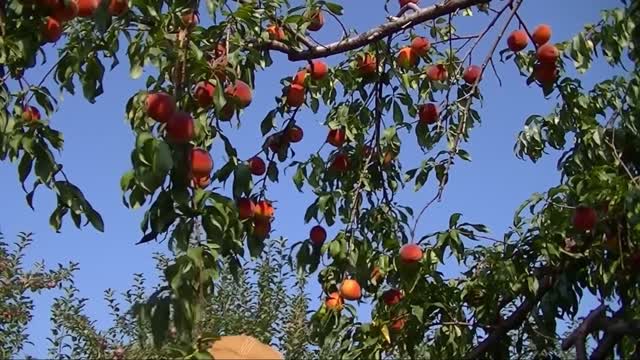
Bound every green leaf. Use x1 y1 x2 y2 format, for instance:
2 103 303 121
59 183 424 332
232 164 252 198
152 141 174 177
18 154 33 183
150 296 171 348
86 206 105 232
325 2 343 15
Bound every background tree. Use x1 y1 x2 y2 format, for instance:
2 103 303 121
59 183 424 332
1 0 640 359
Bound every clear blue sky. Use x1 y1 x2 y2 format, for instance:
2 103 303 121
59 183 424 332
0 0 620 356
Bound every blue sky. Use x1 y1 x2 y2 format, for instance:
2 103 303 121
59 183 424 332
0 0 621 356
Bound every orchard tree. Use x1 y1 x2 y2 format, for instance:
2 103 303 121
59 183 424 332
1 0 640 359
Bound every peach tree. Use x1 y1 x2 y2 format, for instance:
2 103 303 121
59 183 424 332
1 0 640 358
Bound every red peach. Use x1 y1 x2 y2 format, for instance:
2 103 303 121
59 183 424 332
382 288 403 305
357 54 377 76
418 103 438 125
237 198 255 220
307 10 324 31
462 65 482 84
190 148 213 178
42 17 63 43
426 64 448 82
253 218 271 238
399 0 418 6
248 156 266 176
145 92 176 123
572 206 597 232
267 25 285 41
399 243 423 264
292 70 308 87
52 0 78 22
166 111 194 144
254 200 274 220
77 0 99 17
286 84 305 108
325 292 344 310
533 62 557 85
396 47 418 69
308 59 328 80
536 43 559 64
225 80 252 108
310 225 327 246
327 128 346 147
507 29 528 52
287 125 303 143
411 37 430 56
22 106 41 122
340 279 362 301
194 81 215 108
108 0 128 16
532 24 552 45
331 153 349 173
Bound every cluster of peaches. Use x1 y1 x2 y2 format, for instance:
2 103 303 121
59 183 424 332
506 24 559 85
27 0 128 43
324 243 424 331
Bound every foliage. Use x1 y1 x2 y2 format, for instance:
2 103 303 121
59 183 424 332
1 0 640 358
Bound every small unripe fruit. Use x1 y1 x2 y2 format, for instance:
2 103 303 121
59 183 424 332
22 106 41 122
572 206 597 232
253 218 271 238
308 59 328 80
327 128 346 147
307 10 324 31
536 44 559 64
42 17 63 43
194 81 215 108
382 288 403 305
287 125 304 143
396 47 418 69
166 111 194 144
507 29 528 52
310 225 327 246
411 36 430 56
267 25 285 41
418 103 438 124
248 156 266 176
331 153 349 173
325 292 343 310
357 54 377 76
145 92 176 123
426 64 448 82
340 279 362 301
462 65 482 84
286 84 305 107
532 24 552 46
237 198 255 220
108 0 128 16
190 148 213 178
399 243 423 264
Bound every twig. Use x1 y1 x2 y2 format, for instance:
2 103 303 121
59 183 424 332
261 0 490 61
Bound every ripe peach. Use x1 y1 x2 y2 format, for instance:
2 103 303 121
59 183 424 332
462 65 482 84
287 125 303 143
42 17 63 43
572 206 597 232
267 134 285 153
254 200 274 220
310 225 326 246
292 70 308 87
331 153 349 173
52 0 78 22
286 84 305 108
396 47 417 69
533 63 557 85
418 103 438 125
145 92 176 123
191 175 211 189
399 0 418 6
108 0 128 16
166 111 194 144
532 24 552 46
357 53 377 76
382 288 403 306
77 0 99 17
194 81 215 108
237 198 255 220
253 218 271 238
307 10 324 31
267 24 285 41
340 279 361 301
225 80 252 108
325 292 343 310
411 36 430 56
22 106 41 122
248 156 266 176
390 318 406 332
536 43 559 64
399 243 423 264
426 64 448 82
327 128 346 147
190 148 213 178
507 29 528 52
308 59 328 80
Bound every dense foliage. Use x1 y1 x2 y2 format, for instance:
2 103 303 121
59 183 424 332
1 0 640 358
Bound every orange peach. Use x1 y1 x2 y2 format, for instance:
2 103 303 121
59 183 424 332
396 47 417 69
536 43 559 64
308 59 328 80
267 24 285 41
507 29 528 52
357 53 377 76
307 10 324 31
411 36 430 56
340 279 362 301
286 84 305 107
532 24 552 45
325 292 344 310
399 243 423 264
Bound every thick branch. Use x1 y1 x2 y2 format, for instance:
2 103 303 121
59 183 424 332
561 305 607 360
464 275 555 360
263 0 490 61
591 310 640 360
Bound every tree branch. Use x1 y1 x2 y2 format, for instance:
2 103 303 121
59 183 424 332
262 0 490 61
561 305 607 360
